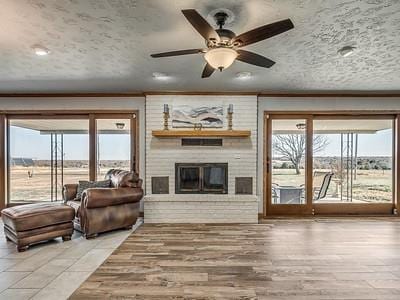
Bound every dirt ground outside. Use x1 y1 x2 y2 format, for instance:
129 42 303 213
9 165 129 202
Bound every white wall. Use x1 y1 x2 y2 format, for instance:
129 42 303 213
257 96 400 212
0 97 145 112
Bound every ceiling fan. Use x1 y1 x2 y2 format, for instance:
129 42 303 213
151 9 294 78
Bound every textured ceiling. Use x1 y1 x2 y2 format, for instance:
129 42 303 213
0 0 399 93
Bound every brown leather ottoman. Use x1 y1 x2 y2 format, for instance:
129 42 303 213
1 203 75 252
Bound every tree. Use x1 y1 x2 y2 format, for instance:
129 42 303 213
273 134 329 175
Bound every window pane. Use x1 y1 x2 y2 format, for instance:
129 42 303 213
313 119 393 203
271 119 306 204
9 119 89 202
96 119 131 179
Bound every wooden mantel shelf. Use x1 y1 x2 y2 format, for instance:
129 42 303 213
152 129 251 138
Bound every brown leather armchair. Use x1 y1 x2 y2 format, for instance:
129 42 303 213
62 169 143 239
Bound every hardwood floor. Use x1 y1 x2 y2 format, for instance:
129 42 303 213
70 219 400 299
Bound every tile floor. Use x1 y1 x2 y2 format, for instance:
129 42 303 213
0 218 142 300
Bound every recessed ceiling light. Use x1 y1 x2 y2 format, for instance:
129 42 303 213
32 44 50 56
338 46 356 57
235 71 252 80
152 72 169 80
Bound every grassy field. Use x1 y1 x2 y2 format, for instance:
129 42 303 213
272 168 392 203
9 166 127 202
10 166 393 204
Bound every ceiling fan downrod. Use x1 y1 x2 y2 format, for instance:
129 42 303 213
214 11 228 29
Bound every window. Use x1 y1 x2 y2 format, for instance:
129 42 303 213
266 114 396 216
313 118 393 204
6 113 138 204
8 118 89 202
96 118 132 179
271 119 307 204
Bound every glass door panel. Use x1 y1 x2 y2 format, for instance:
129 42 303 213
313 118 393 204
8 118 89 202
96 118 131 179
271 119 307 204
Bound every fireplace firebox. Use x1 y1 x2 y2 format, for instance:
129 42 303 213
175 163 228 194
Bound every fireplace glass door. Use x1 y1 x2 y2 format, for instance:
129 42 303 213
179 167 201 192
176 163 228 194
203 166 227 192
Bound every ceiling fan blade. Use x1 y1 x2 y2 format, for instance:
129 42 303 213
182 9 220 42
151 49 204 58
201 63 215 78
236 50 275 68
234 19 294 47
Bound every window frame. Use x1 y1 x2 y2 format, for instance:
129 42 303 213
264 112 398 216
4 111 139 206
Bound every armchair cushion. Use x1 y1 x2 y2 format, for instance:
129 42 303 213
82 187 143 209
76 180 111 199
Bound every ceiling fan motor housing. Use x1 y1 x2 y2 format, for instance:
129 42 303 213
216 29 236 42
210 11 236 47
207 28 236 47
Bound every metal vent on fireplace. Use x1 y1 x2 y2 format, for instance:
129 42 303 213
181 138 223 146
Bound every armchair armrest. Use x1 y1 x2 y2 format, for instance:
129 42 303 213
63 184 78 202
82 187 143 209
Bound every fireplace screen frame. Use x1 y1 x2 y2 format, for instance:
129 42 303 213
175 163 228 194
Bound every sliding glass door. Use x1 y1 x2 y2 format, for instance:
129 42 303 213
312 117 394 214
265 114 396 216
7 112 138 205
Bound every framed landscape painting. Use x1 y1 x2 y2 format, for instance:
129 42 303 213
171 105 224 128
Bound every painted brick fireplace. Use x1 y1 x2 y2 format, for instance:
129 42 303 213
144 95 258 223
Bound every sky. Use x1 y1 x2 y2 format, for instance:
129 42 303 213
317 129 392 157
10 125 393 161
10 126 130 160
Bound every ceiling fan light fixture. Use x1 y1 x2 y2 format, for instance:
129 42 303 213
204 48 238 70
